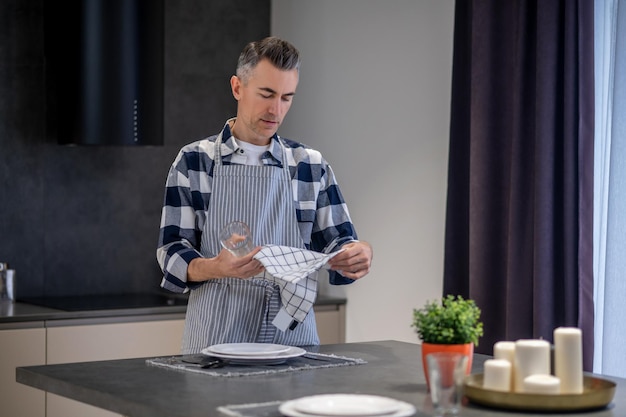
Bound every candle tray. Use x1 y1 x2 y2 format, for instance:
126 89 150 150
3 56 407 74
464 373 616 412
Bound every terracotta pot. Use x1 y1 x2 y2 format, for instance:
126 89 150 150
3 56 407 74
421 342 474 388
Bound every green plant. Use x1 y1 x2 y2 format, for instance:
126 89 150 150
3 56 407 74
411 295 484 345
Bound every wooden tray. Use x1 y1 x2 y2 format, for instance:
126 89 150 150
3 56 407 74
464 373 616 412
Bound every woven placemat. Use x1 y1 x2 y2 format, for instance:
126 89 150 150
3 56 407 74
146 351 366 378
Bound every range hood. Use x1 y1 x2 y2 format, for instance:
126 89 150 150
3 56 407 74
44 0 164 146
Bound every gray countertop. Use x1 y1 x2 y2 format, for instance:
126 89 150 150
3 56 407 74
16 340 625 417
0 298 185 326
0 294 346 328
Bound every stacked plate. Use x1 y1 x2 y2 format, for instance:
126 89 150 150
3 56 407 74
279 394 416 417
201 343 305 365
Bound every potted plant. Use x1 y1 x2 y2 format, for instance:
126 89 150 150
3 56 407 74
411 295 484 385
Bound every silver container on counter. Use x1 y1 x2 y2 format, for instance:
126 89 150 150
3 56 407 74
0 262 15 301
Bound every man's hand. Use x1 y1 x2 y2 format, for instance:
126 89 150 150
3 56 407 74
187 247 265 282
328 241 373 280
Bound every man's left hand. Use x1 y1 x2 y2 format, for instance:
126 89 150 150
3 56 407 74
328 241 373 280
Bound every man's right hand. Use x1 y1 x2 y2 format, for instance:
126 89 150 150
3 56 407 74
187 247 265 282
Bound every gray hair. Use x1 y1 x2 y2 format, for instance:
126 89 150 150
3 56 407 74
236 37 301 83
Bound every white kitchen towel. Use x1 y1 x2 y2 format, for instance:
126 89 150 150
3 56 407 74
253 245 343 284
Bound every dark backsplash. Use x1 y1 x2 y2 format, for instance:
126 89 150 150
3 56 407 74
0 0 269 298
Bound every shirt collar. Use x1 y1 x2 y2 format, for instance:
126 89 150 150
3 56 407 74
220 119 283 166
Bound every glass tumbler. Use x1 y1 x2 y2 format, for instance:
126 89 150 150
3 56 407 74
427 352 468 416
219 221 254 257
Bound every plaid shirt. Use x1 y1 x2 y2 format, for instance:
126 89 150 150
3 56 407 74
157 121 358 293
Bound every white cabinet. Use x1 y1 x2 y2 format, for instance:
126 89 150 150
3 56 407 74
314 304 346 344
46 316 185 417
46 316 185 363
0 326 46 417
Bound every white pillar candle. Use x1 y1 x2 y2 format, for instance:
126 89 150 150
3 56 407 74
523 374 561 394
494 341 516 362
514 339 551 392
554 327 584 394
483 359 512 392
493 341 515 391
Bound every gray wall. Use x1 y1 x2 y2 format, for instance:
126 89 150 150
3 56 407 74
0 0 269 298
272 0 455 343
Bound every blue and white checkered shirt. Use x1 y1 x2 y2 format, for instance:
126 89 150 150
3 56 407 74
157 121 358 293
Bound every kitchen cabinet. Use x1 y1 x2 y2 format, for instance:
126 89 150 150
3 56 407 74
46 316 185 363
0 325 46 417
314 304 346 344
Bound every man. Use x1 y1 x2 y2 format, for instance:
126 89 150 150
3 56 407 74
157 37 373 354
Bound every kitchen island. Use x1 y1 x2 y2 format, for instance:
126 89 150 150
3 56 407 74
16 340 625 417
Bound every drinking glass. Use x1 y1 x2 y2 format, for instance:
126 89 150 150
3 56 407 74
219 221 254 257
427 352 468 416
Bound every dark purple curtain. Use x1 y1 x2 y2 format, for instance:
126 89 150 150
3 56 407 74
443 0 594 370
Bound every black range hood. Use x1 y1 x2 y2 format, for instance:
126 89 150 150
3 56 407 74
44 0 164 146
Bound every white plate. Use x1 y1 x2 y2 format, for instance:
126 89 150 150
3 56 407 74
293 394 401 416
280 394 415 417
200 345 306 365
205 343 291 357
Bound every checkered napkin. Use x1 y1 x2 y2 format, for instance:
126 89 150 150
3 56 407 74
253 246 343 326
253 245 342 284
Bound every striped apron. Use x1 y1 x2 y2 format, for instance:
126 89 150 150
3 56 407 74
181 133 320 354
